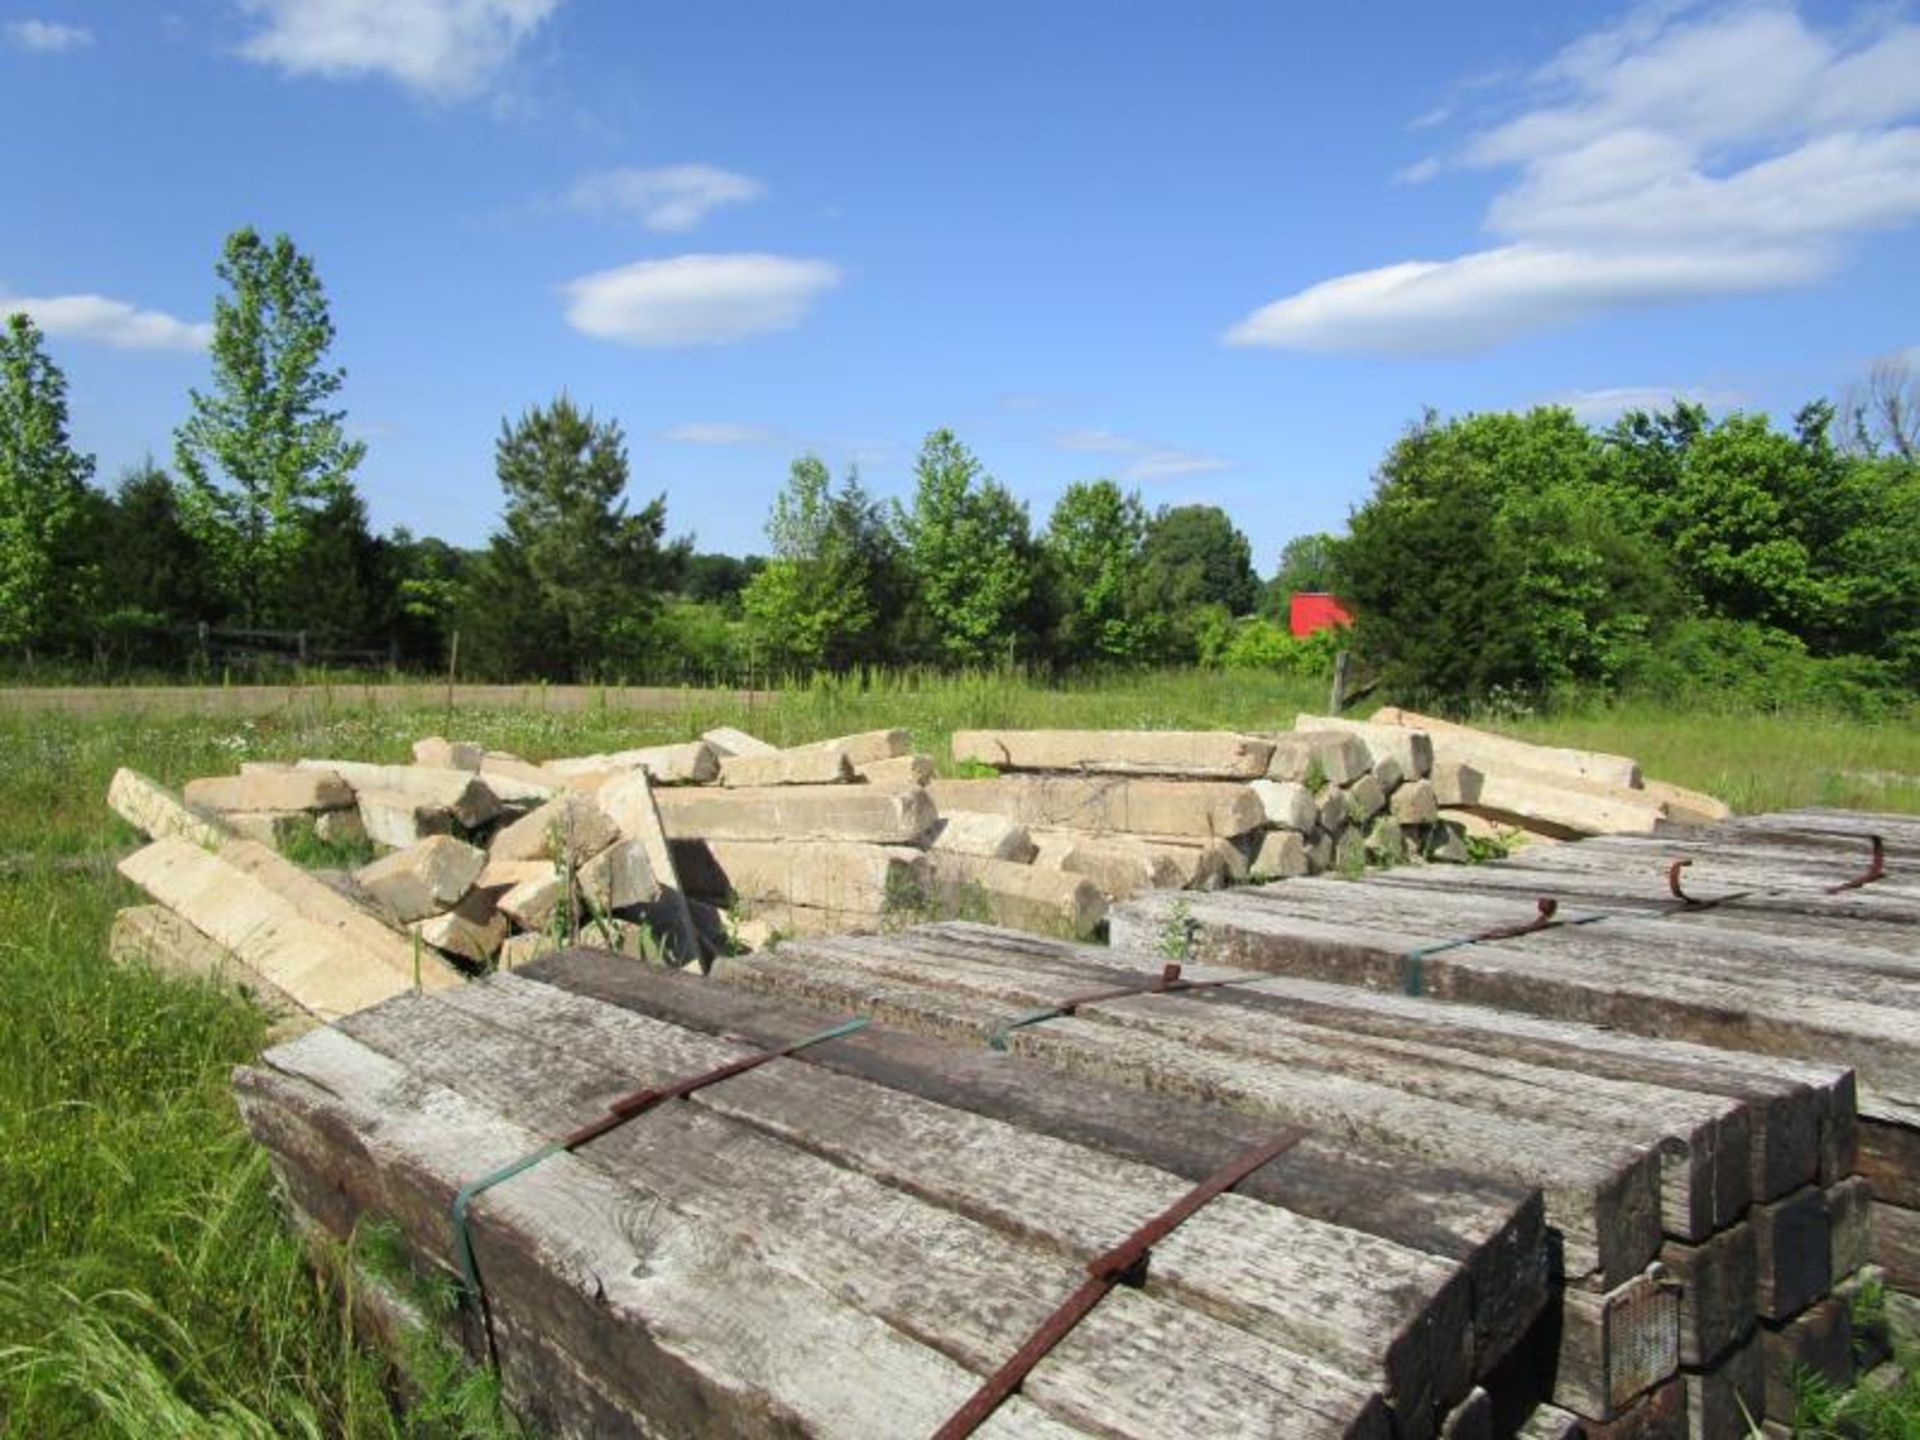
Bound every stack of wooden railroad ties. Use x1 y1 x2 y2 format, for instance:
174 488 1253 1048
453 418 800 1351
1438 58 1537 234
101 710 1914 1438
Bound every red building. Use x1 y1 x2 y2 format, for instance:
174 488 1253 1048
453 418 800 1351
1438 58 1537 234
1288 592 1353 638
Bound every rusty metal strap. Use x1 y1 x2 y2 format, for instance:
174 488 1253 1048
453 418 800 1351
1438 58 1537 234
987 962 1265 1051
930 1130 1308 1440
450 1015 870 1355
1826 834 1886 893
1402 895 1612 996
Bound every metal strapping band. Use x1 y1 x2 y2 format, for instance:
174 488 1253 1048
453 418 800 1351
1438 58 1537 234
450 1015 870 1360
1666 858 1754 911
929 1130 1308 1440
1826 834 1886 894
987 962 1265 1051
1401 895 1610 996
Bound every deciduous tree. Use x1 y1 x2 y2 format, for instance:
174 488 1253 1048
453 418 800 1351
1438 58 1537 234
1042 478 1154 662
174 227 366 626
0 313 93 658
896 430 1035 665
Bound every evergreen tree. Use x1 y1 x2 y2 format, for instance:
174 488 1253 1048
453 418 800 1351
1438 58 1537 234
0 313 93 659
462 396 671 680
174 227 366 626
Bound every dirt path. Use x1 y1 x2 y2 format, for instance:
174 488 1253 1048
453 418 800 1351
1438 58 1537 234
0 683 772 718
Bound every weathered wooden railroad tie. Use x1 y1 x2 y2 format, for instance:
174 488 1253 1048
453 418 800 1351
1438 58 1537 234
1105 805 1915 1433
235 953 1547 1439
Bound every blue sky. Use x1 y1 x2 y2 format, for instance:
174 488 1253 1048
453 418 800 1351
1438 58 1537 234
6 1 1918 568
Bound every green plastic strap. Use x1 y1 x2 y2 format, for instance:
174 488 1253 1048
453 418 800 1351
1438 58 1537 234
450 1015 870 1313
989 1005 1073 1051
1402 909 1613 996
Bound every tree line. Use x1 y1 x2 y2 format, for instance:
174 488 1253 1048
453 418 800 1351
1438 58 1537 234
4 225 1914 707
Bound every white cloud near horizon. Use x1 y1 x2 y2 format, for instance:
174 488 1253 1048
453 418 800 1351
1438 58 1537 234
5 18 93 51
563 254 841 347
1 291 211 350
1053 428 1232 484
236 0 560 99
1229 4 1920 354
570 165 764 232
658 421 780 445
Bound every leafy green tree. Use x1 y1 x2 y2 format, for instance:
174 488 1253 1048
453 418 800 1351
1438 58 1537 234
0 313 93 659
1269 532 1340 604
896 430 1036 665
742 456 897 671
677 551 764 607
1141 504 1260 616
1339 408 1673 705
98 459 217 621
1042 479 1154 662
461 396 671 680
174 227 366 626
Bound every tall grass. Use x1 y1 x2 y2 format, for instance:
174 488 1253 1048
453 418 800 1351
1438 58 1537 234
0 669 1914 1431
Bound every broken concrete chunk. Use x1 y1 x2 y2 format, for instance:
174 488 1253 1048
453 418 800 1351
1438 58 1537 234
1266 731 1370 786
719 745 855 787
498 867 568 933
1249 779 1319 832
489 793 619 865
412 737 483 771
927 810 1037 863
185 768 354 814
108 768 235 849
951 729 1274 779
355 836 487 924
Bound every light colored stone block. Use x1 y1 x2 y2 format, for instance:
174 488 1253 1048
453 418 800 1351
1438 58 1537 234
1249 779 1318 832
186 767 353 814
1390 778 1439 825
223 811 308 848
671 839 923 914
924 851 1107 936
1249 829 1309 881
1371 706 1640 789
411 907 505 965
545 742 718 785
578 839 659 913
314 808 367 846
356 789 454 850
785 729 910 766
927 811 1036 862
701 726 778 758
923 776 1265 839
719 745 855 787
1266 730 1371 785
489 792 619 865
1429 762 1485 806
1026 830 1189 899
298 759 502 827
412 736 483 771
858 753 934 787
653 784 937 844
1372 756 1405 792
596 770 702 966
355 835 487 923
1366 816 1407 863
499 867 567 933
1344 773 1387 822
1295 714 1434 779
108 768 234 849
951 729 1273 779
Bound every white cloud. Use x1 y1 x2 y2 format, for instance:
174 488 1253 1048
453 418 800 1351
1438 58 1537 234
5 18 93 51
236 0 560 100
1051 428 1232 484
563 254 840 347
659 421 779 445
1229 4 1920 354
1408 106 1450 131
2 291 211 351
1395 156 1443 185
570 165 763 233
1547 385 1742 423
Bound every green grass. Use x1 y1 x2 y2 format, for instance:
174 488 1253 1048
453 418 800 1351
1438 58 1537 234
0 668 1914 1432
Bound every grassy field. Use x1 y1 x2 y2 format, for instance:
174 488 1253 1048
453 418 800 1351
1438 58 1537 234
1 670 1915 1434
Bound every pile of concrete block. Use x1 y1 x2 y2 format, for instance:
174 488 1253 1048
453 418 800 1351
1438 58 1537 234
923 718 1723 908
